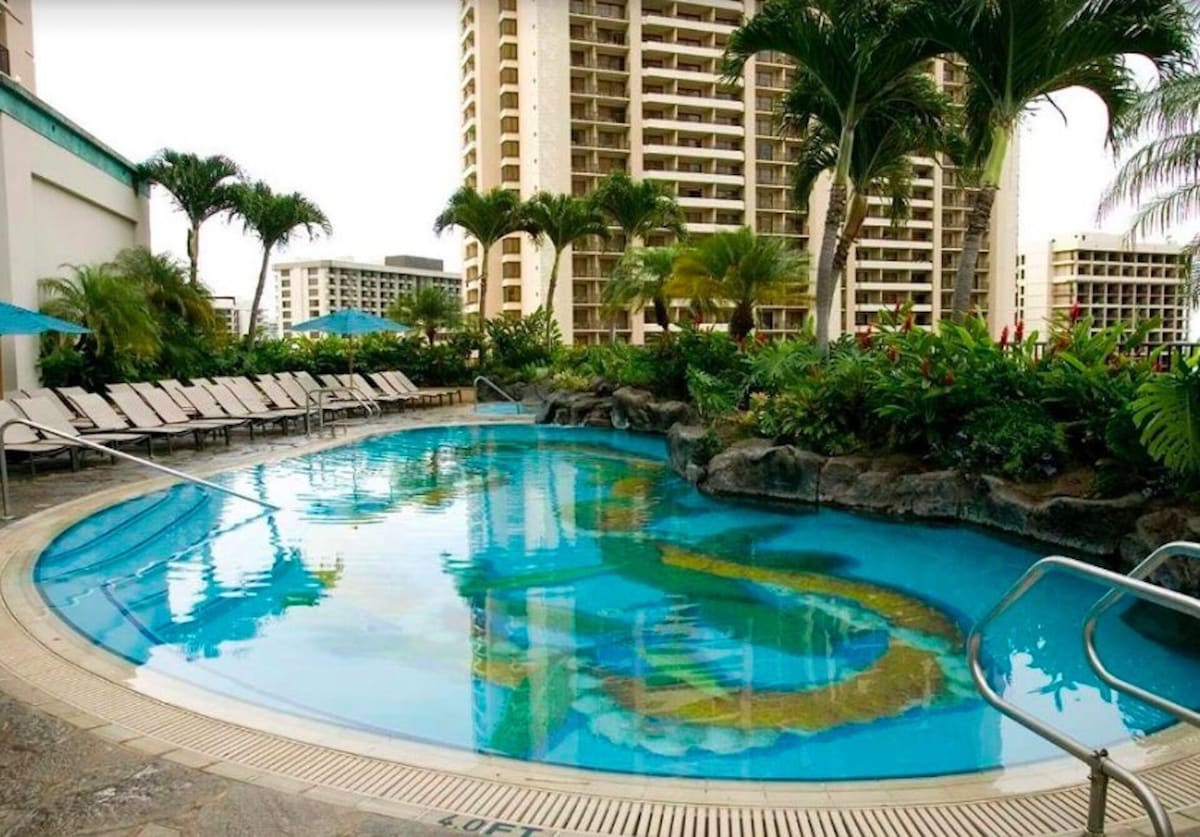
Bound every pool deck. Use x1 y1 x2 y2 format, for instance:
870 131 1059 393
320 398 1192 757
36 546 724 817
0 403 1197 837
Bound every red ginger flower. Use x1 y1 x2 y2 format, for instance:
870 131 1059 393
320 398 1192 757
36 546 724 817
999 325 1009 349
920 357 931 378
1014 320 1025 342
902 313 914 333
944 370 956 386
1069 301 1082 324
886 345 899 364
856 324 873 350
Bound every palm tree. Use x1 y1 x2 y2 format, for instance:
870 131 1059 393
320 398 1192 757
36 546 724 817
137 150 241 286
111 247 215 331
602 245 680 334
387 286 462 345
782 71 957 338
1100 70 1200 307
724 0 943 352
667 228 808 342
520 192 610 343
433 186 523 321
923 0 1193 320
230 181 332 347
589 172 686 338
40 265 160 364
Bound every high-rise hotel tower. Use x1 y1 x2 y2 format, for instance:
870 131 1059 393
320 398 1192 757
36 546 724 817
458 0 1019 344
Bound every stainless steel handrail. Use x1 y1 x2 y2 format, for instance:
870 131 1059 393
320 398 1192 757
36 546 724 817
969 555 1200 837
473 376 518 404
1083 541 1200 727
0 418 279 519
302 386 380 435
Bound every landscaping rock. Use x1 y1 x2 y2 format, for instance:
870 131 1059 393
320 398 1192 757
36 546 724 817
819 456 977 519
611 387 694 432
535 391 613 427
1119 509 1200 594
965 476 1145 555
667 423 709 481
703 440 825 504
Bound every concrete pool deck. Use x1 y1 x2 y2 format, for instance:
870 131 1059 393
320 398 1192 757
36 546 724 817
0 404 1197 837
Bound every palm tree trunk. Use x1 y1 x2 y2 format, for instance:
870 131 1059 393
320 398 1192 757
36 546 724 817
832 193 869 276
545 248 562 347
729 301 755 343
815 182 848 354
652 294 670 333
950 187 996 321
477 258 490 322
187 222 201 287
426 327 437 346
244 246 271 348
951 127 1009 321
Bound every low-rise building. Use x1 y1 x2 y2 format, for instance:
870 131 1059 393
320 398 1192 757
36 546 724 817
0 3 151 388
274 255 462 332
209 295 248 336
1017 233 1191 346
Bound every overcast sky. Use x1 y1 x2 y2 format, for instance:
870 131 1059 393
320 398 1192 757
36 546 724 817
31 0 1184 316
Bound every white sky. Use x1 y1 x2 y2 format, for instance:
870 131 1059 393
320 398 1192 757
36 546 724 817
30 1 1190 322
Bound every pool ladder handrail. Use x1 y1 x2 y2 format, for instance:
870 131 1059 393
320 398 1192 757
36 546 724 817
969 542 1200 837
473 376 519 405
0 418 280 520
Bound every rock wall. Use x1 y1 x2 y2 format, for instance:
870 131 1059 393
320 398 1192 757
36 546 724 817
536 388 1200 593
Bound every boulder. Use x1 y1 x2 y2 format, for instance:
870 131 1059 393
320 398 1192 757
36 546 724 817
819 456 976 520
667 424 709 480
964 476 1145 555
612 387 694 433
534 391 613 427
1119 509 1200 595
703 440 825 504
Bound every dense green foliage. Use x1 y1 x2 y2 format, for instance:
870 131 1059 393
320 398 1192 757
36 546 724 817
547 310 1200 493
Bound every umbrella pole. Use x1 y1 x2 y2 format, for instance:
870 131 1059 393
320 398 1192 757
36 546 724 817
348 336 355 377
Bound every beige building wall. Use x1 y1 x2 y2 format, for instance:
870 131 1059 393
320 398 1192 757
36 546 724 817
1017 232 1191 346
461 0 1019 345
1 0 36 92
0 77 150 389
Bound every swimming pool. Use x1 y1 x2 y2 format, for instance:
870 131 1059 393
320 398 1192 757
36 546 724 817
34 425 1197 781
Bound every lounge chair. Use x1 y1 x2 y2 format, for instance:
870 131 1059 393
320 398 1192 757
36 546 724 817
199 381 297 434
286 371 367 413
12 396 151 458
253 375 303 412
344 373 416 409
220 377 308 426
367 372 434 407
0 400 81 473
22 388 86 427
126 383 243 442
103 388 219 451
157 379 202 417
384 371 459 405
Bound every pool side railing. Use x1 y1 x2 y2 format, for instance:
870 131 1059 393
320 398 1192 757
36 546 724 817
968 546 1200 837
0 418 280 519
302 386 380 434
473 376 521 411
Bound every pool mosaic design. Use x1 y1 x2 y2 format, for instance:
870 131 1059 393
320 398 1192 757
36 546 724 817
34 425 1199 780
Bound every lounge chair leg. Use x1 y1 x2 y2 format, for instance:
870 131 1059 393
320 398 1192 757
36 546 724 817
145 438 154 460
29 457 35 477
224 427 231 446
69 450 79 472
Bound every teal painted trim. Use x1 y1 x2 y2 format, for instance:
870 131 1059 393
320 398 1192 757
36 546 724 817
0 76 145 194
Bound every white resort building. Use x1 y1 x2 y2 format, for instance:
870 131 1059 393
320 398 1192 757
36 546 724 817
457 0 1019 344
274 255 463 333
1017 233 1192 346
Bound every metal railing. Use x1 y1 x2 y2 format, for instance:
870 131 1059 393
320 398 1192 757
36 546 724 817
0 418 279 520
474 376 519 404
969 548 1200 837
302 386 380 435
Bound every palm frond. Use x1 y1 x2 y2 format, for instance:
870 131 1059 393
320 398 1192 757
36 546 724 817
1132 352 1200 477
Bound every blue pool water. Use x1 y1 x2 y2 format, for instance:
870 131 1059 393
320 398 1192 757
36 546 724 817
474 401 524 415
35 425 1197 781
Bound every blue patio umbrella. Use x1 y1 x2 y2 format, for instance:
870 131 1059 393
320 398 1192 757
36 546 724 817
0 300 90 336
288 309 410 374
0 300 89 391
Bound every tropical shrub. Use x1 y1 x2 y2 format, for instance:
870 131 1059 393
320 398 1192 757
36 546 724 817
1133 351 1200 480
485 309 559 379
953 403 1068 481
